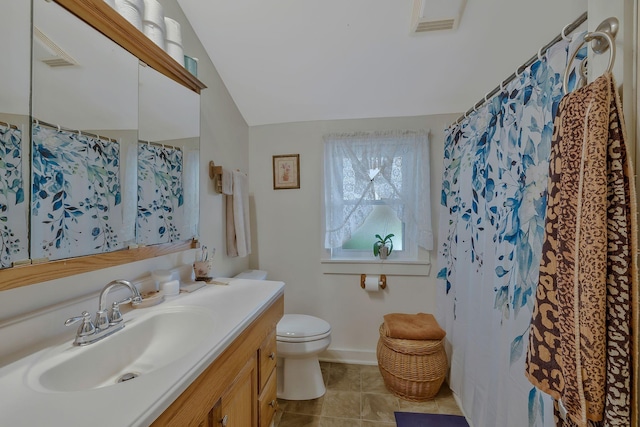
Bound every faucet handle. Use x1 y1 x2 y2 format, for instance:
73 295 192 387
65 311 95 337
114 296 142 307
109 301 124 325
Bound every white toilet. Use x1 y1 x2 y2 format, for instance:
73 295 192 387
234 270 332 400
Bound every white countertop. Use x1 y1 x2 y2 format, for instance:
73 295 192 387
0 279 284 427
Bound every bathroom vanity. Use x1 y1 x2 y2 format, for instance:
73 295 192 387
0 279 284 426
151 286 282 426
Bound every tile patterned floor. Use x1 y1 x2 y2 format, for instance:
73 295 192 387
274 362 464 427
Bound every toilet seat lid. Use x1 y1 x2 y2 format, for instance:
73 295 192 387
277 314 331 340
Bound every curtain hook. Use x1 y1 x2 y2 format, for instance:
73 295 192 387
35 119 39 126
515 66 522 78
78 130 82 136
537 46 545 62
561 23 571 41
484 92 491 103
57 124 61 132
500 80 505 93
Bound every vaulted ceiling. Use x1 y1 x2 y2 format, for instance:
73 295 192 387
177 0 587 126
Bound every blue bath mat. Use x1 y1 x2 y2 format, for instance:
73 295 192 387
394 412 470 427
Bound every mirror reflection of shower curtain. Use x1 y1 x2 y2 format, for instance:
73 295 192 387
31 124 124 260
136 143 185 245
0 123 28 268
436 34 587 426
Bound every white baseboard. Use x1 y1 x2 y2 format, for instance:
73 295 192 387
319 348 378 365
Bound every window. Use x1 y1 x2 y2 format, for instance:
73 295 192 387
323 130 432 261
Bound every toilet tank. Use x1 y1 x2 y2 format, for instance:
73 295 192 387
234 270 268 280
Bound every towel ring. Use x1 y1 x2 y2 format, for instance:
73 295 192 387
562 30 615 94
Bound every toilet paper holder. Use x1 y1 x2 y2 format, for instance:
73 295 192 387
360 274 387 289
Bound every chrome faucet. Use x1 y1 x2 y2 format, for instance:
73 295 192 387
65 279 143 346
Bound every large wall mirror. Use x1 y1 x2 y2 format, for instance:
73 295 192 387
0 0 203 290
32 0 139 261
137 64 200 246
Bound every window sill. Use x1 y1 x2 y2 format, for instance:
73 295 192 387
320 259 431 276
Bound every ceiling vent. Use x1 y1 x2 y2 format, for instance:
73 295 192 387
411 0 466 33
33 26 78 67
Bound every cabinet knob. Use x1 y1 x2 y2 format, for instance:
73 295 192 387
269 352 276 360
269 399 277 409
220 415 228 426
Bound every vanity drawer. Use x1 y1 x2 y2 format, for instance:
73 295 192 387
258 329 277 391
258 370 277 427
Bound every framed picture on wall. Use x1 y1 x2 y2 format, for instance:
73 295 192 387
273 154 300 190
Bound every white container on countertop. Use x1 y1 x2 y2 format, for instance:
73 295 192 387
160 279 180 297
151 269 173 289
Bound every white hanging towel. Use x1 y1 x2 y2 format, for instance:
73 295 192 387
221 168 233 195
226 170 251 257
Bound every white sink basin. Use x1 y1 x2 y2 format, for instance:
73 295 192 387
27 306 214 393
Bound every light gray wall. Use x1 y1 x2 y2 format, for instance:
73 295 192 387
249 113 459 363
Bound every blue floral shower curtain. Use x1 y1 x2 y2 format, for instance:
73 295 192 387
0 123 27 268
437 36 586 426
31 124 124 260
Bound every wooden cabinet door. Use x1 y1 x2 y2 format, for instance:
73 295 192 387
217 357 257 427
258 329 277 393
258 371 277 427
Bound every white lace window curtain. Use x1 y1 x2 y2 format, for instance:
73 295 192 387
323 130 432 251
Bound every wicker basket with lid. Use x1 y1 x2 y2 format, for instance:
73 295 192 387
376 323 447 401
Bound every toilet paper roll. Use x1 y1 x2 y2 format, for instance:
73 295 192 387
143 0 165 27
166 40 184 64
364 276 381 292
115 0 144 30
164 17 182 44
143 21 166 49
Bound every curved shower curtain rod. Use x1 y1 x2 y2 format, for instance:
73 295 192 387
451 11 588 126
